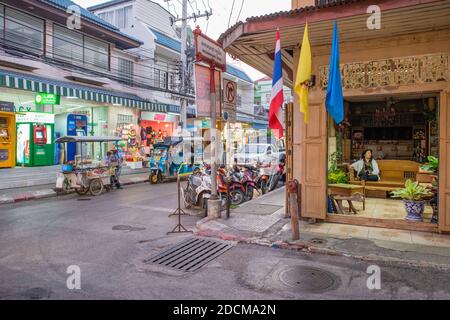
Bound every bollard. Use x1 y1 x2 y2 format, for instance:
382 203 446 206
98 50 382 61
287 179 300 241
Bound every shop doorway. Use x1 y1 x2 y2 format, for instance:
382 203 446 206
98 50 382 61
327 94 439 231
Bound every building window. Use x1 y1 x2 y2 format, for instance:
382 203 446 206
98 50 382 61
154 69 160 88
118 58 133 85
84 36 109 70
168 73 175 91
2 7 44 55
115 6 132 29
117 114 133 125
98 6 131 29
53 24 83 65
98 10 114 25
160 71 168 89
0 5 4 38
53 25 109 71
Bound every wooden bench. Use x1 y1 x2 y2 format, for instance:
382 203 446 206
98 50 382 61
349 160 421 198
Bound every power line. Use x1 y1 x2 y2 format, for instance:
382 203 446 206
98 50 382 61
227 0 236 29
236 0 245 24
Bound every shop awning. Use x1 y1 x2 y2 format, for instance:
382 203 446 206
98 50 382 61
0 69 186 114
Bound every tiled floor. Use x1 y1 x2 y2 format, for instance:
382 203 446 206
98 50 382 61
300 221 450 248
339 197 434 221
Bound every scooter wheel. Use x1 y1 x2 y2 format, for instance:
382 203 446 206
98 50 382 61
150 173 158 184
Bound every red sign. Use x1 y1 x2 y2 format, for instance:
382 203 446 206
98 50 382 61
193 27 226 71
154 113 166 121
195 64 221 118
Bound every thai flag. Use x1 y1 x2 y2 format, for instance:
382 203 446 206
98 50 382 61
269 30 284 139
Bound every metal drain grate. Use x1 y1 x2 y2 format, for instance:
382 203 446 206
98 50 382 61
145 237 235 272
278 266 340 293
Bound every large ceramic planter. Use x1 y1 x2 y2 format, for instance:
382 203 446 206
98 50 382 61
403 200 425 221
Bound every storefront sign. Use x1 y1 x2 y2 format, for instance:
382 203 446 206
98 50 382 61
35 93 60 105
141 112 177 123
0 101 15 112
16 112 55 124
194 64 221 118
194 31 226 71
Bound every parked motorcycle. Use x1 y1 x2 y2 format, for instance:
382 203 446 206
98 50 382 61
217 167 246 205
268 154 286 192
182 173 212 210
240 165 260 201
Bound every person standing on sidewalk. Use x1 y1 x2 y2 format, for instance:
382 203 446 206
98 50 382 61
107 150 123 189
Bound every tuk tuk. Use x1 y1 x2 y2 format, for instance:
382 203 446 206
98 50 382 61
55 136 123 196
149 136 199 184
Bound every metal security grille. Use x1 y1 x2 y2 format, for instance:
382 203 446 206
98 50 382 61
145 237 235 272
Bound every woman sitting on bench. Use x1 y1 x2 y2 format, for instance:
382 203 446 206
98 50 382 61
349 149 380 181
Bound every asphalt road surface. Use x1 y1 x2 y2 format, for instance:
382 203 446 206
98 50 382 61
0 182 449 300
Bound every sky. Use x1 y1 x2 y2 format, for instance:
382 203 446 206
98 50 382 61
73 0 291 81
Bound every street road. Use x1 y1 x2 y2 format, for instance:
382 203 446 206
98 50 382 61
0 182 449 300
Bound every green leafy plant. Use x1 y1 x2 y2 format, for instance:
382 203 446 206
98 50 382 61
391 179 432 201
420 156 438 173
328 170 349 184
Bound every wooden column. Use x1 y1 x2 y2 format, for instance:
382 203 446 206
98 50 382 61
439 90 450 232
285 102 294 217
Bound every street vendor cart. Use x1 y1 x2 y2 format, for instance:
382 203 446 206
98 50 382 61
55 136 123 196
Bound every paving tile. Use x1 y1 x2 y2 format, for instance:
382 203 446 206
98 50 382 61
411 231 450 248
328 224 369 239
303 222 331 235
368 227 413 244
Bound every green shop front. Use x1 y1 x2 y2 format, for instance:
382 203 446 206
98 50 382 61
0 70 183 165
16 111 54 166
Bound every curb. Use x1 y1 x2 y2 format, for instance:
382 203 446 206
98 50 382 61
0 176 149 206
194 223 450 271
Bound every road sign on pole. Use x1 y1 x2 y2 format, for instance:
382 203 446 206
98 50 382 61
193 26 226 217
223 79 237 122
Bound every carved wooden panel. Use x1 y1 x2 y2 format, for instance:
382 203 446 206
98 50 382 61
320 53 448 90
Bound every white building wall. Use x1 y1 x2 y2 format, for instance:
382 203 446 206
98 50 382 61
91 0 182 106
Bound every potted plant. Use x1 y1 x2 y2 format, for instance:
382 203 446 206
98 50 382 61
328 170 349 184
391 179 432 221
420 155 438 173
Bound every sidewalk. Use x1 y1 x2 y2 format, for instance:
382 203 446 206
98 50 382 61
196 187 450 269
0 165 150 205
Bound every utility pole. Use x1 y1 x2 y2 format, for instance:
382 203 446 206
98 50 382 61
180 0 188 130
165 0 212 130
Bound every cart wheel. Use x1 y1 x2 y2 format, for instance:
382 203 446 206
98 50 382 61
150 172 159 184
89 179 104 196
75 186 89 195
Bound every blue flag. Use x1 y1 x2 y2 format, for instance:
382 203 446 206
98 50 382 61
325 21 344 124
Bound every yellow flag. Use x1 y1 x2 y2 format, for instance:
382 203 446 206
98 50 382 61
294 22 312 124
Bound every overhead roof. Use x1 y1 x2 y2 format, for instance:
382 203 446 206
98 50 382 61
26 0 143 48
225 64 253 83
149 28 182 53
218 0 450 88
87 0 132 11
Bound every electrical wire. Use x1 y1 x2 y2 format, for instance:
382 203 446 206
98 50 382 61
227 0 236 29
235 0 245 24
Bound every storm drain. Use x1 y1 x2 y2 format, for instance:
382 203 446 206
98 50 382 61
278 266 340 293
144 237 235 272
